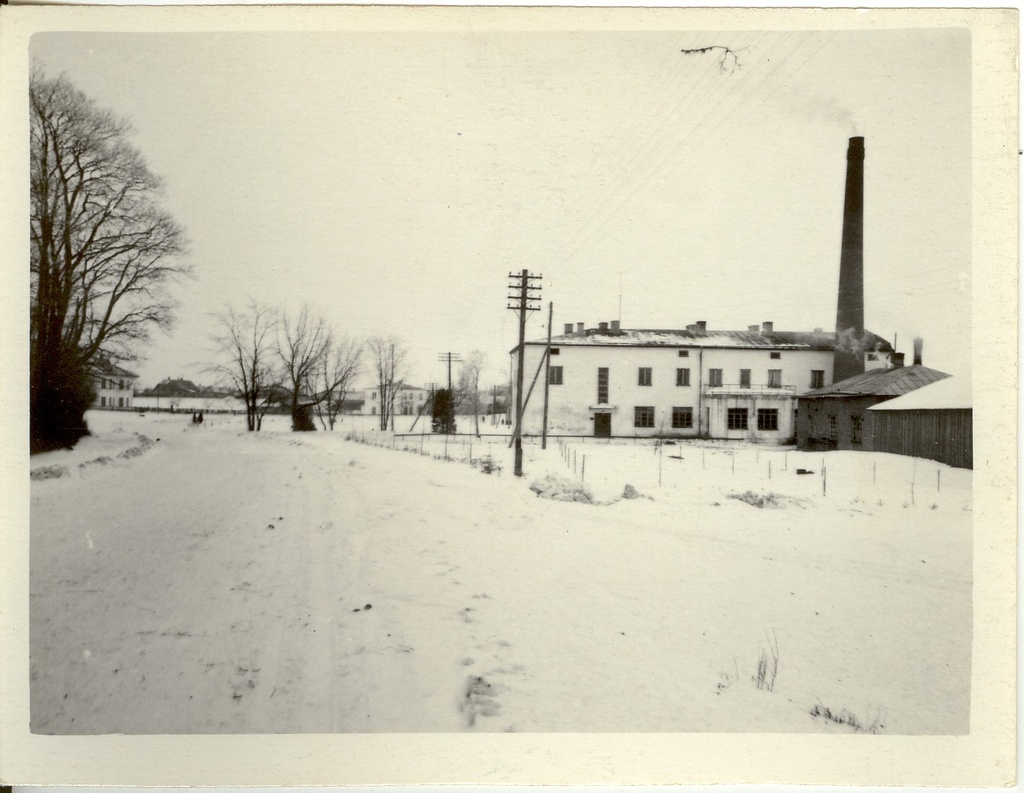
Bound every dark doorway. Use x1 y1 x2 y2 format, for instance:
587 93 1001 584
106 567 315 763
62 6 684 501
594 413 611 438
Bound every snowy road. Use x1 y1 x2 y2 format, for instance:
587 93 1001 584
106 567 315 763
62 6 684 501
30 412 972 734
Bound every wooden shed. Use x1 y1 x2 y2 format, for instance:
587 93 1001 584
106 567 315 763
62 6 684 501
796 365 951 452
868 377 972 469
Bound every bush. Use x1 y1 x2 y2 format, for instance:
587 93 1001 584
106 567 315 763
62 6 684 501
529 473 593 504
810 703 884 734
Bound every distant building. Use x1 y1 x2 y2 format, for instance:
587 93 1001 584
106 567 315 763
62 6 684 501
359 384 430 416
796 364 951 452
135 378 245 413
868 376 972 469
91 361 138 410
511 320 895 443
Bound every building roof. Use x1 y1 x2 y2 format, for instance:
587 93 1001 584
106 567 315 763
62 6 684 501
522 327 894 352
868 376 971 411
802 365 951 399
138 378 236 398
92 360 138 379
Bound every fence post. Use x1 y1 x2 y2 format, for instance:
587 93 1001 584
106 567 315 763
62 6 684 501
582 455 586 482
768 460 772 480
822 464 827 497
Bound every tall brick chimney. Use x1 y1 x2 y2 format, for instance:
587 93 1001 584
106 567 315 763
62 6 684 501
833 136 866 382
913 337 923 366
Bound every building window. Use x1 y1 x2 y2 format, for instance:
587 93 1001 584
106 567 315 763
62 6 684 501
678 350 689 357
118 379 124 390
851 414 863 444
638 367 652 386
550 347 560 355
827 415 838 441
549 366 563 385
867 353 878 361
770 352 781 360
767 369 782 388
757 408 779 431
634 406 655 428
811 370 825 389
671 407 693 428
597 367 609 404
676 368 690 387
118 397 124 408
100 396 106 407
709 368 723 387
739 369 751 388
372 391 377 399
727 407 748 430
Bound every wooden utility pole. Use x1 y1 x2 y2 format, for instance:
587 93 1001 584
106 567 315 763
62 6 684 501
541 301 553 450
507 269 541 476
437 352 461 434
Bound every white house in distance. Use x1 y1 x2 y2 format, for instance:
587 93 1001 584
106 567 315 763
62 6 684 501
511 319 896 443
91 361 138 410
358 384 431 416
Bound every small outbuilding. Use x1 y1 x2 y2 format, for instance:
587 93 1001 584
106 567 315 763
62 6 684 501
796 365 951 452
868 376 972 469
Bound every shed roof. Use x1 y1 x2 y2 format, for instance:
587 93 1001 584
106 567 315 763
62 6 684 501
802 365 950 399
868 376 972 410
523 327 893 352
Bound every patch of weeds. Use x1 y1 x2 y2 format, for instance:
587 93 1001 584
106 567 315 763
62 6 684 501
729 491 782 509
810 702 885 734
754 629 779 692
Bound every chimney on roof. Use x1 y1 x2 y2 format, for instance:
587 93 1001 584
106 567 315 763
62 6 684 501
814 327 823 334
610 320 620 333
564 323 573 335
834 136 866 382
599 321 609 333
695 320 707 336
686 324 696 333
891 351 905 368
913 337 923 366
762 321 774 333
748 324 759 332
577 322 584 333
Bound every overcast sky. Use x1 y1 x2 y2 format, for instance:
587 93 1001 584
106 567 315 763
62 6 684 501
31 26 971 388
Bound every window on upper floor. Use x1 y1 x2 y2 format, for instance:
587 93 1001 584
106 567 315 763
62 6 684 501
550 347 560 355
770 352 781 360
767 369 782 388
678 350 689 357
676 368 690 387
597 368 609 404
740 369 751 388
708 368 723 387
811 370 825 389
549 366 563 385
638 367 652 386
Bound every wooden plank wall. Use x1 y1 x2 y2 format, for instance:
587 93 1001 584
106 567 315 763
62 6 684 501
871 409 973 469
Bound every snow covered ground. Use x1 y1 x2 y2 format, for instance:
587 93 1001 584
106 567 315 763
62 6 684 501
29 409 972 735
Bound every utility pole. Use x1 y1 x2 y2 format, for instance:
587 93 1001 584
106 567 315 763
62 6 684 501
541 301 553 450
437 352 461 434
508 269 542 476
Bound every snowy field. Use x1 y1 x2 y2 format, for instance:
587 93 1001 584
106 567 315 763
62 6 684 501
29 409 972 735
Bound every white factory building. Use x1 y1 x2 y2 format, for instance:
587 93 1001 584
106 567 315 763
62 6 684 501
511 319 896 444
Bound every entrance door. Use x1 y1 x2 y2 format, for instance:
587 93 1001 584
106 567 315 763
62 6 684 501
594 413 611 438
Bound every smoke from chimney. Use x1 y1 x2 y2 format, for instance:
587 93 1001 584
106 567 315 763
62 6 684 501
833 136 866 382
913 337 923 366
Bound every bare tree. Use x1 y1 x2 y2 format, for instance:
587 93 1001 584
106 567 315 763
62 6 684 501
30 69 188 451
208 300 279 431
367 336 408 431
314 334 363 431
278 304 331 431
458 350 486 438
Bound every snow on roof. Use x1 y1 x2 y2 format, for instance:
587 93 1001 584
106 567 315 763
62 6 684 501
92 360 138 379
523 327 893 352
802 365 950 398
869 376 972 410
